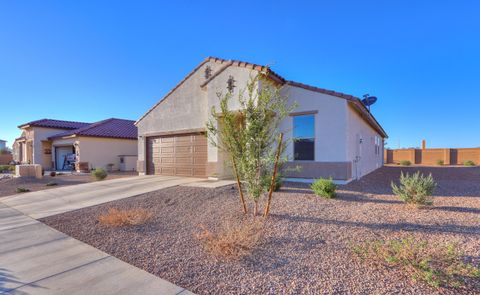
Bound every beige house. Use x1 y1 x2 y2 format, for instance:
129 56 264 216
13 118 137 172
135 57 387 183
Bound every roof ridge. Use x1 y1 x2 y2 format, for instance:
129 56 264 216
74 118 115 133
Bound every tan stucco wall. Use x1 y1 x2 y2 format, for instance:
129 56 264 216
346 104 384 179
280 85 348 162
76 137 137 171
204 65 260 177
32 127 70 167
136 60 260 176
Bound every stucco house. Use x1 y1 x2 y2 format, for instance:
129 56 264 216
0 139 6 150
13 118 137 172
135 57 387 183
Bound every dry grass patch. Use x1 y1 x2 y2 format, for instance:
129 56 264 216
98 208 153 227
352 236 480 288
196 219 265 260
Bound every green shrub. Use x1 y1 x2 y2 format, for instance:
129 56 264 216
399 160 411 166
311 177 337 199
0 165 14 172
391 171 436 206
16 187 30 193
464 160 476 167
436 159 444 166
352 236 480 288
46 181 58 187
92 168 108 181
262 174 282 192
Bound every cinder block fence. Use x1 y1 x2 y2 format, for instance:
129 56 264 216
385 147 480 165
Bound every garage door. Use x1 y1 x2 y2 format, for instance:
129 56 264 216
147 133 207 177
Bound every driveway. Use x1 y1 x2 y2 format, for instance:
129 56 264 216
1 175 202 219
0 175 199 295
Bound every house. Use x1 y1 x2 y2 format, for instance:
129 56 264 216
135 57 387 182
13 118 137 171
0 139 6 150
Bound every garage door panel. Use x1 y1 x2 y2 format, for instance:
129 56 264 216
175 167 194 176
194 145 207 153
160 157 174 164
147 133 207 177
176 157 194 164
175 136 193 143
161 147 174 153
176 146 193 153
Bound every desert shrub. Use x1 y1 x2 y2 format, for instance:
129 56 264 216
16 187 30 193
98 208 153 227
464 160 476 167
50 171 56 177
46 181 58 186
399 160 411 166
0 165 14 172
391 171 436 206
311 177 337 199
436 159 444 166
196 220 264 260
92 168 108 181
261 174 282 192
352 236 480 288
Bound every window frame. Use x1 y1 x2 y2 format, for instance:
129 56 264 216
291 112 316 161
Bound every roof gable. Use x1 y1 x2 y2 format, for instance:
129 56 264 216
136 56 387 138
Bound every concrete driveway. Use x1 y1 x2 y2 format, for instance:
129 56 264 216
0 175 200 295
1 175 202 219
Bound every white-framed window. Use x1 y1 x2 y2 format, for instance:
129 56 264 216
293 114 315 161
374 136 381 155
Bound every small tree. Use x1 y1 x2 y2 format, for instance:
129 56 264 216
207 73 295 216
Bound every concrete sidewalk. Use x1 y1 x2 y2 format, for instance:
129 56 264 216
1 175 202 219
0 203 191 295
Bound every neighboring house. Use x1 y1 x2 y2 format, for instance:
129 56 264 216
135 57 387 182
13 118 137 171
0 139 13 165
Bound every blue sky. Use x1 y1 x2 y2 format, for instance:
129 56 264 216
1 1 479 148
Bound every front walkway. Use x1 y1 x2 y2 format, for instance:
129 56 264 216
0 176 200 295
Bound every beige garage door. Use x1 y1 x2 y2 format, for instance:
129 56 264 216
147 133 207 177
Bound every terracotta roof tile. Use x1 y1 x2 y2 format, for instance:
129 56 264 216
18 119 91 130
49 118 137 140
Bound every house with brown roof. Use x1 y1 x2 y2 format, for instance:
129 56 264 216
135 57 387 183
13 118 137 172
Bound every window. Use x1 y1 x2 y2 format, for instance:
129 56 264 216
374 136 381 155
293 114 315 160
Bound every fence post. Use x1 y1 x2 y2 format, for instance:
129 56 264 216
410 149 416 164
444 149 451 165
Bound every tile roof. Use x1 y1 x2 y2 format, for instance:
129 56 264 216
48 118 137 140
136 56 387 138
18 119 91 130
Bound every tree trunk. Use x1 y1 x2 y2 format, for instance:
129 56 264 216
232 156 247 214
264 133 283 217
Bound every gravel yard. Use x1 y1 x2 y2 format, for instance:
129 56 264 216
41 166 480 294
0 171 136 198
